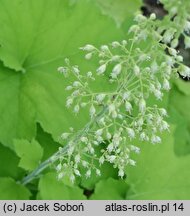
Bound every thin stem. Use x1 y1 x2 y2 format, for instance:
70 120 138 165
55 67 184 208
20 106 108 185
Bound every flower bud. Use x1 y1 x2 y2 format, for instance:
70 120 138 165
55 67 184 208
185 36 190 49
97 64 107 74
80 44 95 51
139 98 146 114
134 65 140 76
125 101 132 113
89 105 96 118
150 13 156 20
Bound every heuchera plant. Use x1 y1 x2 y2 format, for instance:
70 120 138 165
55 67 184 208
21 0 190 185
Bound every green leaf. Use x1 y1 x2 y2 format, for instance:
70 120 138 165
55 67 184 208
38 172 86 200
90 178 129 200
96 0 142 27
0 0 124 148
14 139 43 171
169 107 190 156
168 84 190 155
126 126 190 199
0 177 31 199
0 143 24 179
35 124 61 161
169 85 190 121
174 79 190 96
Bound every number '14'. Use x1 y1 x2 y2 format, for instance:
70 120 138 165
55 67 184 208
173 203 184 212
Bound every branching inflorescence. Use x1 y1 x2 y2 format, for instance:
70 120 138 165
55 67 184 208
21 0 190 185
56 11 189 183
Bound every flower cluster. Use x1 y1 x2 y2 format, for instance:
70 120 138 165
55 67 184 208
158 0 190 78
56 10 188 182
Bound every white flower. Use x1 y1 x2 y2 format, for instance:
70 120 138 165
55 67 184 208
111 64 122 78
112 110 117 119
85 53 92 60
159 108 167 116
139 98 146 114
58 67 68 75
57 172 64 180
75 154 81 164
96 94 106 103
80 136 88 143
72 66 80 75
74 105 80 113
150 13 156 20
95 129 103 136
101 45 109 52
61 133 70 140
56 163 62 172
106 132 112 140
74 169 81 176
125 101 132 113
180 65 190 77
87 71 93 77
171 38 178 48
97 136 103 143
163 29 174 43
72 90 80 96
176 55 183 62
66 98 73 107
134 65 140 76
118 169 124 178
82 160 88 168
165 56 174 66
130 145 140 154
168 48 177 57
170 7 177 15
80 44 95 51
151 135 161 144
160 121 170 131
97 64 107 74
184 21 190 33
122 92 130 100
127 128 135 139
122 40 127 46
70 174 75 183
111 41 120 48
89 105 96 118
154 89 163 100
64 58 70 65
89 146 94 154
137 117 143 126
107 143 114 152
151 61 158 73
96 169 101 176
129 25 140 33
73 81 81 88
185 36 190 49
163 79 170 91
65 86 73 91
128 159 136 166
99 156 105 164
108 104 116 113
85 170 91 178
67 146 74 156
111 55 120 61
140 132 149 141
135 14 147 23
107 155 116 163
